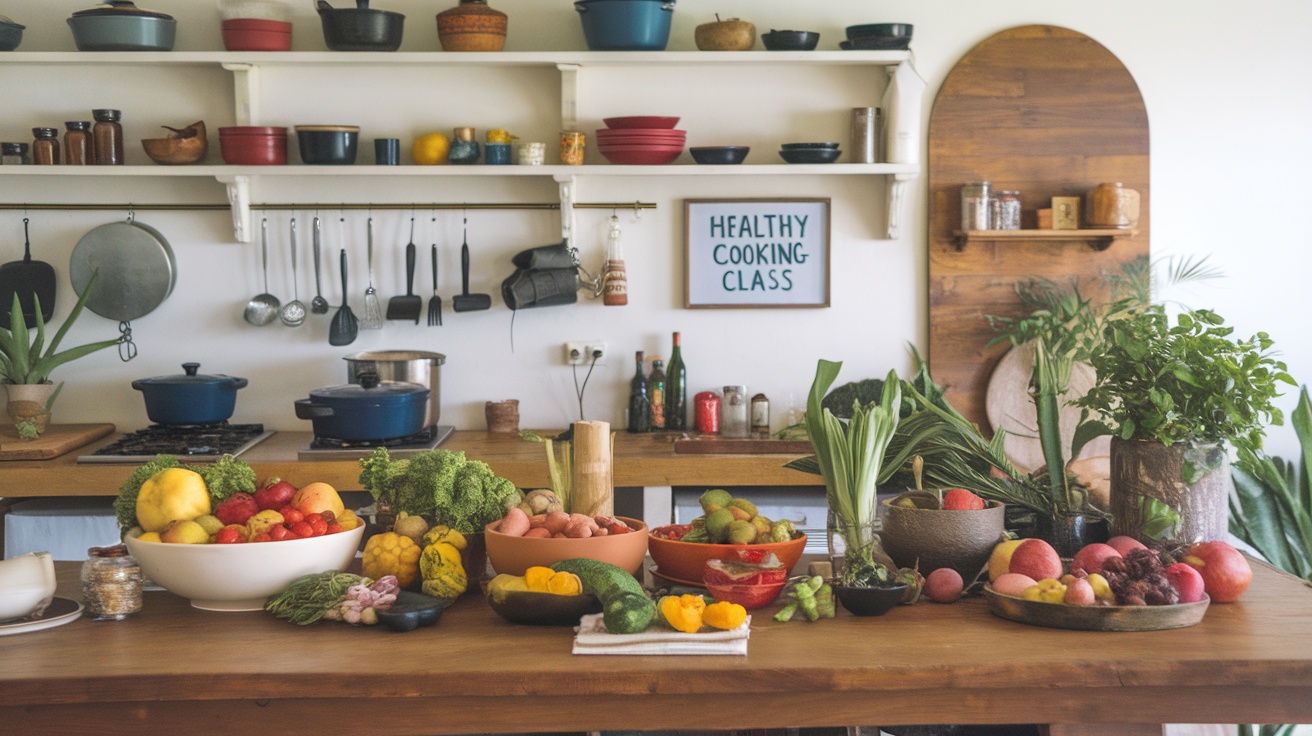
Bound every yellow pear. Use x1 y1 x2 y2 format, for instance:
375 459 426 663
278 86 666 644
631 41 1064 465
136 468 210 533
160 519 210 544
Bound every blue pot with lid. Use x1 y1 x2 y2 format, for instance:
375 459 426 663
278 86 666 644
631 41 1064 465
294 372 429 441
574 0 674 51
132 362 248 425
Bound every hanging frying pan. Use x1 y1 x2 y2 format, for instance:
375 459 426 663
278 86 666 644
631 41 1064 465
69 215 176 361
0 218 57 328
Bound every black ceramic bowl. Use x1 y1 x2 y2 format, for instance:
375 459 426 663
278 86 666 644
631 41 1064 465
690 146 750 165
0 17 24 51
781 141 839 150
295 125 360 165
834 584 908 617
761 29 819 51
845 22 913 41
840 36 911 51
779 147 841 164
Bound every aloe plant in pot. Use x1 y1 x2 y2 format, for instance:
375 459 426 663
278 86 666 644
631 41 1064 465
0 275 122 437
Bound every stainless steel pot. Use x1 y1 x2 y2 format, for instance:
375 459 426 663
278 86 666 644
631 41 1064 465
344 350 444 427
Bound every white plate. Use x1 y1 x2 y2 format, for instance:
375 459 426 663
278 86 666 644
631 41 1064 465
0 597 83 637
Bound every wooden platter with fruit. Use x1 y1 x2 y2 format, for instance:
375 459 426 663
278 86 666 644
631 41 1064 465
982 586 1210 631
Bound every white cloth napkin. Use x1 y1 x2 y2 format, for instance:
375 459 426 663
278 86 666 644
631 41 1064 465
571 613 751 655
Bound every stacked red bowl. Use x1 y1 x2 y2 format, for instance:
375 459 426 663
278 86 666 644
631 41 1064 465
597 116 685 165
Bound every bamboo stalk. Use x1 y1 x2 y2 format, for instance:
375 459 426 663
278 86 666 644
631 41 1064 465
571 420 613 516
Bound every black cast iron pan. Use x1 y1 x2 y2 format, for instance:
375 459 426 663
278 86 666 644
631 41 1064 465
0 218 57 328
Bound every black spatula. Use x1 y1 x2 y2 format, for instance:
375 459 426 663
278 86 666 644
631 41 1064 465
452 216 491 313
386 218 424 324
0 218 56 328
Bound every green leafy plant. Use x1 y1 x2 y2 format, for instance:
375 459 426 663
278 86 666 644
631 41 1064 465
0 274 121 385
1075 303 1295 456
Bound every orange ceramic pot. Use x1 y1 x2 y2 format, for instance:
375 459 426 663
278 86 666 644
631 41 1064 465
436 0 506 52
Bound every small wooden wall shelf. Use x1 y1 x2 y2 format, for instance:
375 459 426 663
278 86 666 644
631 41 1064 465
952 228 1140 252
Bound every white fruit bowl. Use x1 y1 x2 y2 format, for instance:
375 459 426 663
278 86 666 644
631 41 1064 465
124 526 364 612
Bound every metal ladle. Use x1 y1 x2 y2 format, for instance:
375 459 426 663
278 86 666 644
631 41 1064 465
310 216 329 314
280 217 306 327
243 218 280 326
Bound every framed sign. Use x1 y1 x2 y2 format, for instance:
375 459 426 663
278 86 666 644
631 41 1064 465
684 198 830 309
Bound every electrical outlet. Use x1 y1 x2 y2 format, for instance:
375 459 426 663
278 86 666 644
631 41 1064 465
564 341 607 365
564 342 586 365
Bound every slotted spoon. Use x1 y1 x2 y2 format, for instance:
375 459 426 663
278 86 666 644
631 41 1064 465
279 217 306 327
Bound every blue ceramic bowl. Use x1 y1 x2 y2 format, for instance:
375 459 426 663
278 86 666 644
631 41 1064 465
779 147 841 164
761 29 819 51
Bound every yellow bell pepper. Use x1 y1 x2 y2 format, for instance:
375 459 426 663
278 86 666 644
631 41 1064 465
658 594 706 633
703 601 747 630
524 566 555 593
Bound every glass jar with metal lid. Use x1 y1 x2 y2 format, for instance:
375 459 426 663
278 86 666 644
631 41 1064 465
81 545 143 621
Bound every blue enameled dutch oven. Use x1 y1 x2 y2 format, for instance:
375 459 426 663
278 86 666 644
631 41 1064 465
575 0 674 51
294 372 429 441
132 362 248 425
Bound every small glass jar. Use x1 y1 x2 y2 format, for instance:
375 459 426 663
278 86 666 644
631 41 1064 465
750 393 770 438
1 142 29 165
694 391 721 434
64 121 92 165
516 141 546 166
720 385 749 439
32 128 60 165
81 544 143 620
960 181 992 230
560 130 585 165
993 190 1021 230
92 109 124 165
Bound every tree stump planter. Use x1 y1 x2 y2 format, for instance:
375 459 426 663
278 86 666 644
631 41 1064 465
1109 437 1231 544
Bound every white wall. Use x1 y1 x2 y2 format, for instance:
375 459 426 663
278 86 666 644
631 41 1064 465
5 0 1310 462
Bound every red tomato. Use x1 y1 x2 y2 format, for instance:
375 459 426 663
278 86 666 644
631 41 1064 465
280 507 305 525
304 513 322 525
252 532 272 543
214 527 243 544
269 524 292 541
326 523 344 535
290 521 315 538
309 518 329 537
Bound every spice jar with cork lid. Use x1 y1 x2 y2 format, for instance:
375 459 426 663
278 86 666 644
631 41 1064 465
81 544 143 620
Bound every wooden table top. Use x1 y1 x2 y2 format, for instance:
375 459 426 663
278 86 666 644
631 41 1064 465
0 430 823 498
3 560 1311 735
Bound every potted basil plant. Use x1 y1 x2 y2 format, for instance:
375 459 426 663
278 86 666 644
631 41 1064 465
0 275 121 438
1076 300 1295 544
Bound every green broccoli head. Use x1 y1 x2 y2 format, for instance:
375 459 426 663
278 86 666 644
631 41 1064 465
408 449 466 521
442 459 523 534
196 454 257 502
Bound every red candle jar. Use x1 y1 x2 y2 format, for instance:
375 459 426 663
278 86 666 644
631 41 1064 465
694 391 721 435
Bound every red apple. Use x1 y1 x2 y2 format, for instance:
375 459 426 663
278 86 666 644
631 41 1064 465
1008 538 1063 581
254 479 297 511
1181 541 1252 603
1071 543 1122 576
925 567 964 603
1164 562 1207 603
1106 535 1149 557
942 488 986 511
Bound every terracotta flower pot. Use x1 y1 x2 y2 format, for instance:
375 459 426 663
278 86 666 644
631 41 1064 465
880 493 1006 582
1109 436 1231 544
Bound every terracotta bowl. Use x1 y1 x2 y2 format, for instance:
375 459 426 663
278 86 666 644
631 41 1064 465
647 526 807 583
880 494 1006 582
483 516 649 577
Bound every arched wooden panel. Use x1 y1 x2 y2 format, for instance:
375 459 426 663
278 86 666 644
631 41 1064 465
927 24 1150 430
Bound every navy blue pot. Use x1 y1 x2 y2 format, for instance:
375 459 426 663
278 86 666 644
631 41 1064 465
575 0 674 51
132 363 248 425
294 373 428 441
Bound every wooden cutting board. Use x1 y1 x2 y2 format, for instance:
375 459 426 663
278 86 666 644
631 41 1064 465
673 437 813 455
0 423 115 461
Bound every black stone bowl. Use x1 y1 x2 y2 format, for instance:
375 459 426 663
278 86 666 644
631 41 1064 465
779 147 841 164
834 584 908 616
295 125 360 165
690 146 750 165
762 29 819 51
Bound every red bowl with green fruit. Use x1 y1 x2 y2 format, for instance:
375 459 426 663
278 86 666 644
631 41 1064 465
649 524 807 584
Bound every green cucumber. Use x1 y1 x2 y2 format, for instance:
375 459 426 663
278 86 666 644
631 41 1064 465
550 558 654 634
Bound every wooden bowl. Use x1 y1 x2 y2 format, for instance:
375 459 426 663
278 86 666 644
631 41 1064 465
141 122 208 165
647 527 806 583
483 516 649 577
983 586 1210 631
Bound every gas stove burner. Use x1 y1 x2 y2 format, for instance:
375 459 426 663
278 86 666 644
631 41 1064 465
310 425 438 450
78 422 275 464
299 425 454 461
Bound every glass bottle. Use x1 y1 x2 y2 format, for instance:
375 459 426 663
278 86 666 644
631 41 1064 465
721 385 749 438
665 331 687 431
92 109 124 165
627 350 651 433
81 545 143 621
32 128 60 165
601 214 628 306
64 121 92 165
648 358 666 430
961 181 991 230
751 393 770 438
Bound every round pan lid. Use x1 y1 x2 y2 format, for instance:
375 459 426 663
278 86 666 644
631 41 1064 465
136 362 246 387
72 1 174 20
70 219 176 322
